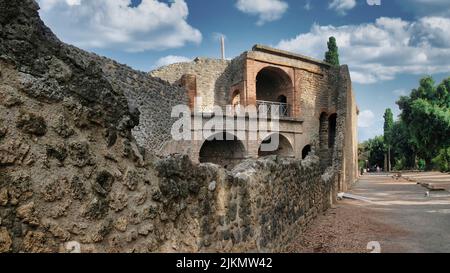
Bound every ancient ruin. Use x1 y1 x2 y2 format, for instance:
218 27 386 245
0 0 358 253
149 44 359 191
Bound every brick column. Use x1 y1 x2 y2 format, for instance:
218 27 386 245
245 59 257 107
292 69 301 118
180 74 197 110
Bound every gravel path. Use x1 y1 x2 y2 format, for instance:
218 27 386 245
284 174 450 253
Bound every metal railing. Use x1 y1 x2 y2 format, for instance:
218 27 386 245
194 101 290 117
256 100 289 117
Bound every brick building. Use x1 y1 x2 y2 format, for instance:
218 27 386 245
150 44 359 191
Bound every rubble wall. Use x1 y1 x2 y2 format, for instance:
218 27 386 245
0 0 336 253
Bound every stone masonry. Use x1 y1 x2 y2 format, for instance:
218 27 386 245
0 0 357 253
150 46 359 191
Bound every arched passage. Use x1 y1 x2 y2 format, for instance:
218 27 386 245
256 67 293 117
319 112 332 167
302 145 312 159
328 113 337 150
319 112 328 149
258 133 294 157
199 132 246 169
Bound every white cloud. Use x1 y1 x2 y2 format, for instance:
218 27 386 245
235 0 288 26
36 0 202 52
358 110 375 128
328 0 356 15
276 16 450 84
359 124 383 142
155 55 192 67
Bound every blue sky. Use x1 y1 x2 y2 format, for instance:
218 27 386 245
36 0 450 142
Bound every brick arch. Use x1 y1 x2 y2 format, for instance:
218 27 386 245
199 132 247 169
255 65 293 85
255 66 293 102
258 132 294 157
328 113 337 149
302 144 312 159
319 112 329 150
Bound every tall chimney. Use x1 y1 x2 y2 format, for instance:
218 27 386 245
220 35 225 60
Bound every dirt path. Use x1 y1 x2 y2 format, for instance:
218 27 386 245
285 174 450 253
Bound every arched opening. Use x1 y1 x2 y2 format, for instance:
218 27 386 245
302 145 312 159
199 132 246 169
328 113 337 149
231 90 240 107
258 134 294 157
256 67 293 117
278 95 287 104
277 95 288 116
319 112 328 149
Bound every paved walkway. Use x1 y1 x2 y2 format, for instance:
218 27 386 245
351 174 450 253
401 172 450 191
286 173 450 253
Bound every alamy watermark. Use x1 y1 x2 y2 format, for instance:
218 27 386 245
170 97 282 152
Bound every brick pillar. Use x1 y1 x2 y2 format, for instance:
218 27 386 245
292 70 301 118
180 74 197 110
245 59 257 107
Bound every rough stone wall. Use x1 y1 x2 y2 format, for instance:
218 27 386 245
97 60 188 153
192 155 335 252
28 35 189 154
150 56 245 111
0 0 337 253
342 69 359 190
332 66 359 191
297 68 337 149
0 1 188 155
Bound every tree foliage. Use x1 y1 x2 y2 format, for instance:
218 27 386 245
432 147 450 172
363 76 450 172
397 76 450 169
383 109 394 145
361 136 385 169
390 121 416 169
324 36 340 66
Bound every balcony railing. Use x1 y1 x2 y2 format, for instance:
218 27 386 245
194 101 290 118
256 100 289 117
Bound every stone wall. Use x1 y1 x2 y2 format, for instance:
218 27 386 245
0 0 188 155
97 59 188 153
37 45 190 154
0 0 337 253
332 66 359 191
150 56 245 111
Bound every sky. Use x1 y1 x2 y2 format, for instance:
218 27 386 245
36 0 450 142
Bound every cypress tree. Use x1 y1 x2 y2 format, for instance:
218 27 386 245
324 36 340 66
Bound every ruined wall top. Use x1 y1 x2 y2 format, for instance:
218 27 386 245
150 55 246 111
251 44 332 68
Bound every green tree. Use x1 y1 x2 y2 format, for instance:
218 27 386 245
397 76 450 170
324 36 340 66
432 147 450 172
390 121 416 170
364 136 385 169
383 108 394 172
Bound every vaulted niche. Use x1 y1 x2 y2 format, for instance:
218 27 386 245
256 67 293 117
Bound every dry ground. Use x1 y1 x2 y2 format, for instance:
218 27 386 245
285 174 450 253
